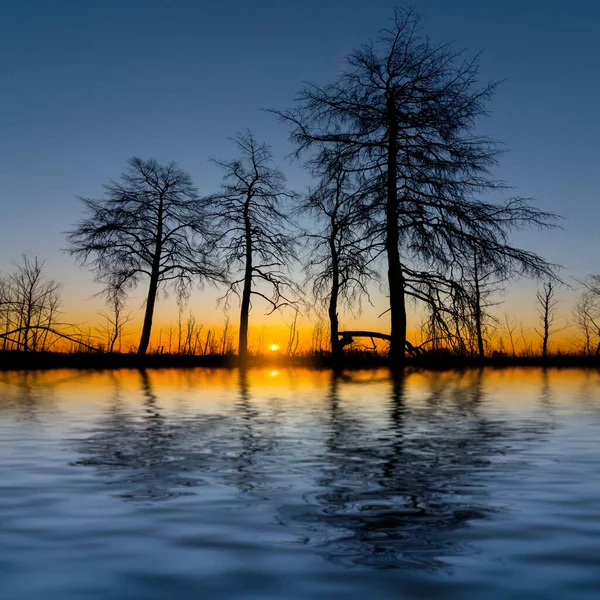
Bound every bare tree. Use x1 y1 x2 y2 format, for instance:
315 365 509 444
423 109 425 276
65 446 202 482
0 276 9 350
571 276 600 356
502 312 518 357
208 132 298 366
471 250 492 359
285 308 301 357
311 321 327 354
221 316 232 356
97 288 132 353
298 153 376 362
0 255 63 351
535 282 561 359
274 7 558 365
66 157 223 355
519 320 534 357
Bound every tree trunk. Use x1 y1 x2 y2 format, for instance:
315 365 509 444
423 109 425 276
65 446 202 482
541 294 549 360
138 195 164 356
138 274 159 356
238 198 253 367
473 251 485 360
328 232 342 365
385 93 407 367
109 325 118 353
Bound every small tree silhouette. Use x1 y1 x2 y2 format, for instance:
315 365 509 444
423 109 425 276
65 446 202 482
0 255 62 351
66 157 223 355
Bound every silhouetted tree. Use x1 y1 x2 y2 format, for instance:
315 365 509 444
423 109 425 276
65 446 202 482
275 7 558 365
298 153 377 363
66 157 222 355
0 255 62 351
97 288 132 353
458 226 560 359
471 249 490 359
446 247 508 359
208 132 298 366
535 282 559 359
502 312 518 357
572 276 600 356
420 231 557 359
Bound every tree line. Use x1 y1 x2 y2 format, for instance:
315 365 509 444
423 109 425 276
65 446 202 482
3 7 596 365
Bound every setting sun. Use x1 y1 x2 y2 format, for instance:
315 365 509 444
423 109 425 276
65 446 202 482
269 344 279 352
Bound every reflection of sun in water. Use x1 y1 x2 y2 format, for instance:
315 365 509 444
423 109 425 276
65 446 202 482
269 344 279 352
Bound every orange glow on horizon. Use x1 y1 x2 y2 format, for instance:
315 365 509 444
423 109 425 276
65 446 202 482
29 313 577 355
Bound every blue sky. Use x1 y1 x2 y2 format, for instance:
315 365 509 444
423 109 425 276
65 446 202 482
0 0 599 329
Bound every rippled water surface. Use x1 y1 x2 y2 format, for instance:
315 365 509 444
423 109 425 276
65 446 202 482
1 367 600 599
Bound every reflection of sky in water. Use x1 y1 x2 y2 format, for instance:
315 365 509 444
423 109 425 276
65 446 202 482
1 368 600 599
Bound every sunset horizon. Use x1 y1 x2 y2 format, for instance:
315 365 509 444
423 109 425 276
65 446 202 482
2 3 600 599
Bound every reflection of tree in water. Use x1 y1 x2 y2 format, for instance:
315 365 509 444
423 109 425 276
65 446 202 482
277 369 555 571
73 370 230 500
223 369 279 492
540 368 553 405
575 368 600 411
72 369 280 500
0 370 78 422
71 367 557 571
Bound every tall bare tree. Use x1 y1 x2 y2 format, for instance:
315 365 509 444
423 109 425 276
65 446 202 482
298 152 376 363
208 132 298 366
275 7 558 365
66 157 222 356
535 282 560 359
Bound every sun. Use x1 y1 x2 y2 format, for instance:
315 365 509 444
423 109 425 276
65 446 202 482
269 344 279 352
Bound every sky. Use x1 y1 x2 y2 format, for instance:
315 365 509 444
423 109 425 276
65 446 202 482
1 0 599 346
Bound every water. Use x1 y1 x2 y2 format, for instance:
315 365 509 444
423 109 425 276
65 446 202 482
1 367 600 599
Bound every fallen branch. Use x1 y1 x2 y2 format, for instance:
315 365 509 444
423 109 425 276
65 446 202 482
338 331 421 356
0 326 100 353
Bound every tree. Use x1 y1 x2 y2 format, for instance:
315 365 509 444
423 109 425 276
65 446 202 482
535 282 561 359
470 249 492 359
502 312 518 357
572 276 600 356
0 255 62 351
275 7 557 365
97 288 132 353
298 152 377 363
66 157 222 356
208 132 298 366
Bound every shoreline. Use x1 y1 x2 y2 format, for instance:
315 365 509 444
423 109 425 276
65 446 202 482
1 350 599 372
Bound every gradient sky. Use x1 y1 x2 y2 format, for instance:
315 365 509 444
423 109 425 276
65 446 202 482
1 0 599 339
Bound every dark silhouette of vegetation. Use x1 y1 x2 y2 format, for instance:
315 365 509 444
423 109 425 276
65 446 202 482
572 277 600 356
208 132 298 366
274 7 558 366
0 255 97 354
0 254 62 352
96 287 132 353
66 158 223 356
3 7 593 371
298 152 376 364
468 249 495 360
535 281 562 360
